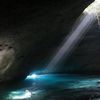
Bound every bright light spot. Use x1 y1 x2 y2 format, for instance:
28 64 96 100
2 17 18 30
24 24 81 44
84 0 100 14
9 90 31 100
95 0 100 3
26 73 38 79
83 0 100 25
31 74 37 78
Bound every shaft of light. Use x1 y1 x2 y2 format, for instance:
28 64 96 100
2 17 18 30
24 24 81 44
44 13 95 73
42 0 100 73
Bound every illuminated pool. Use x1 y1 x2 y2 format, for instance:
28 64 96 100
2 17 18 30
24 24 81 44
25 73 100 89
3 73 100 100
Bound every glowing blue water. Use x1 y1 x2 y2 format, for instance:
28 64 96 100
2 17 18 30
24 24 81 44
6 74 100 100
25 74 100 89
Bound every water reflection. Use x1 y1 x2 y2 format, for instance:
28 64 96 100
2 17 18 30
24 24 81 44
8 90 32 99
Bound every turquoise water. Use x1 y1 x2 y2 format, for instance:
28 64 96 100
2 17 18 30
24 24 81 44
4 74 100 100
25 74 100 89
